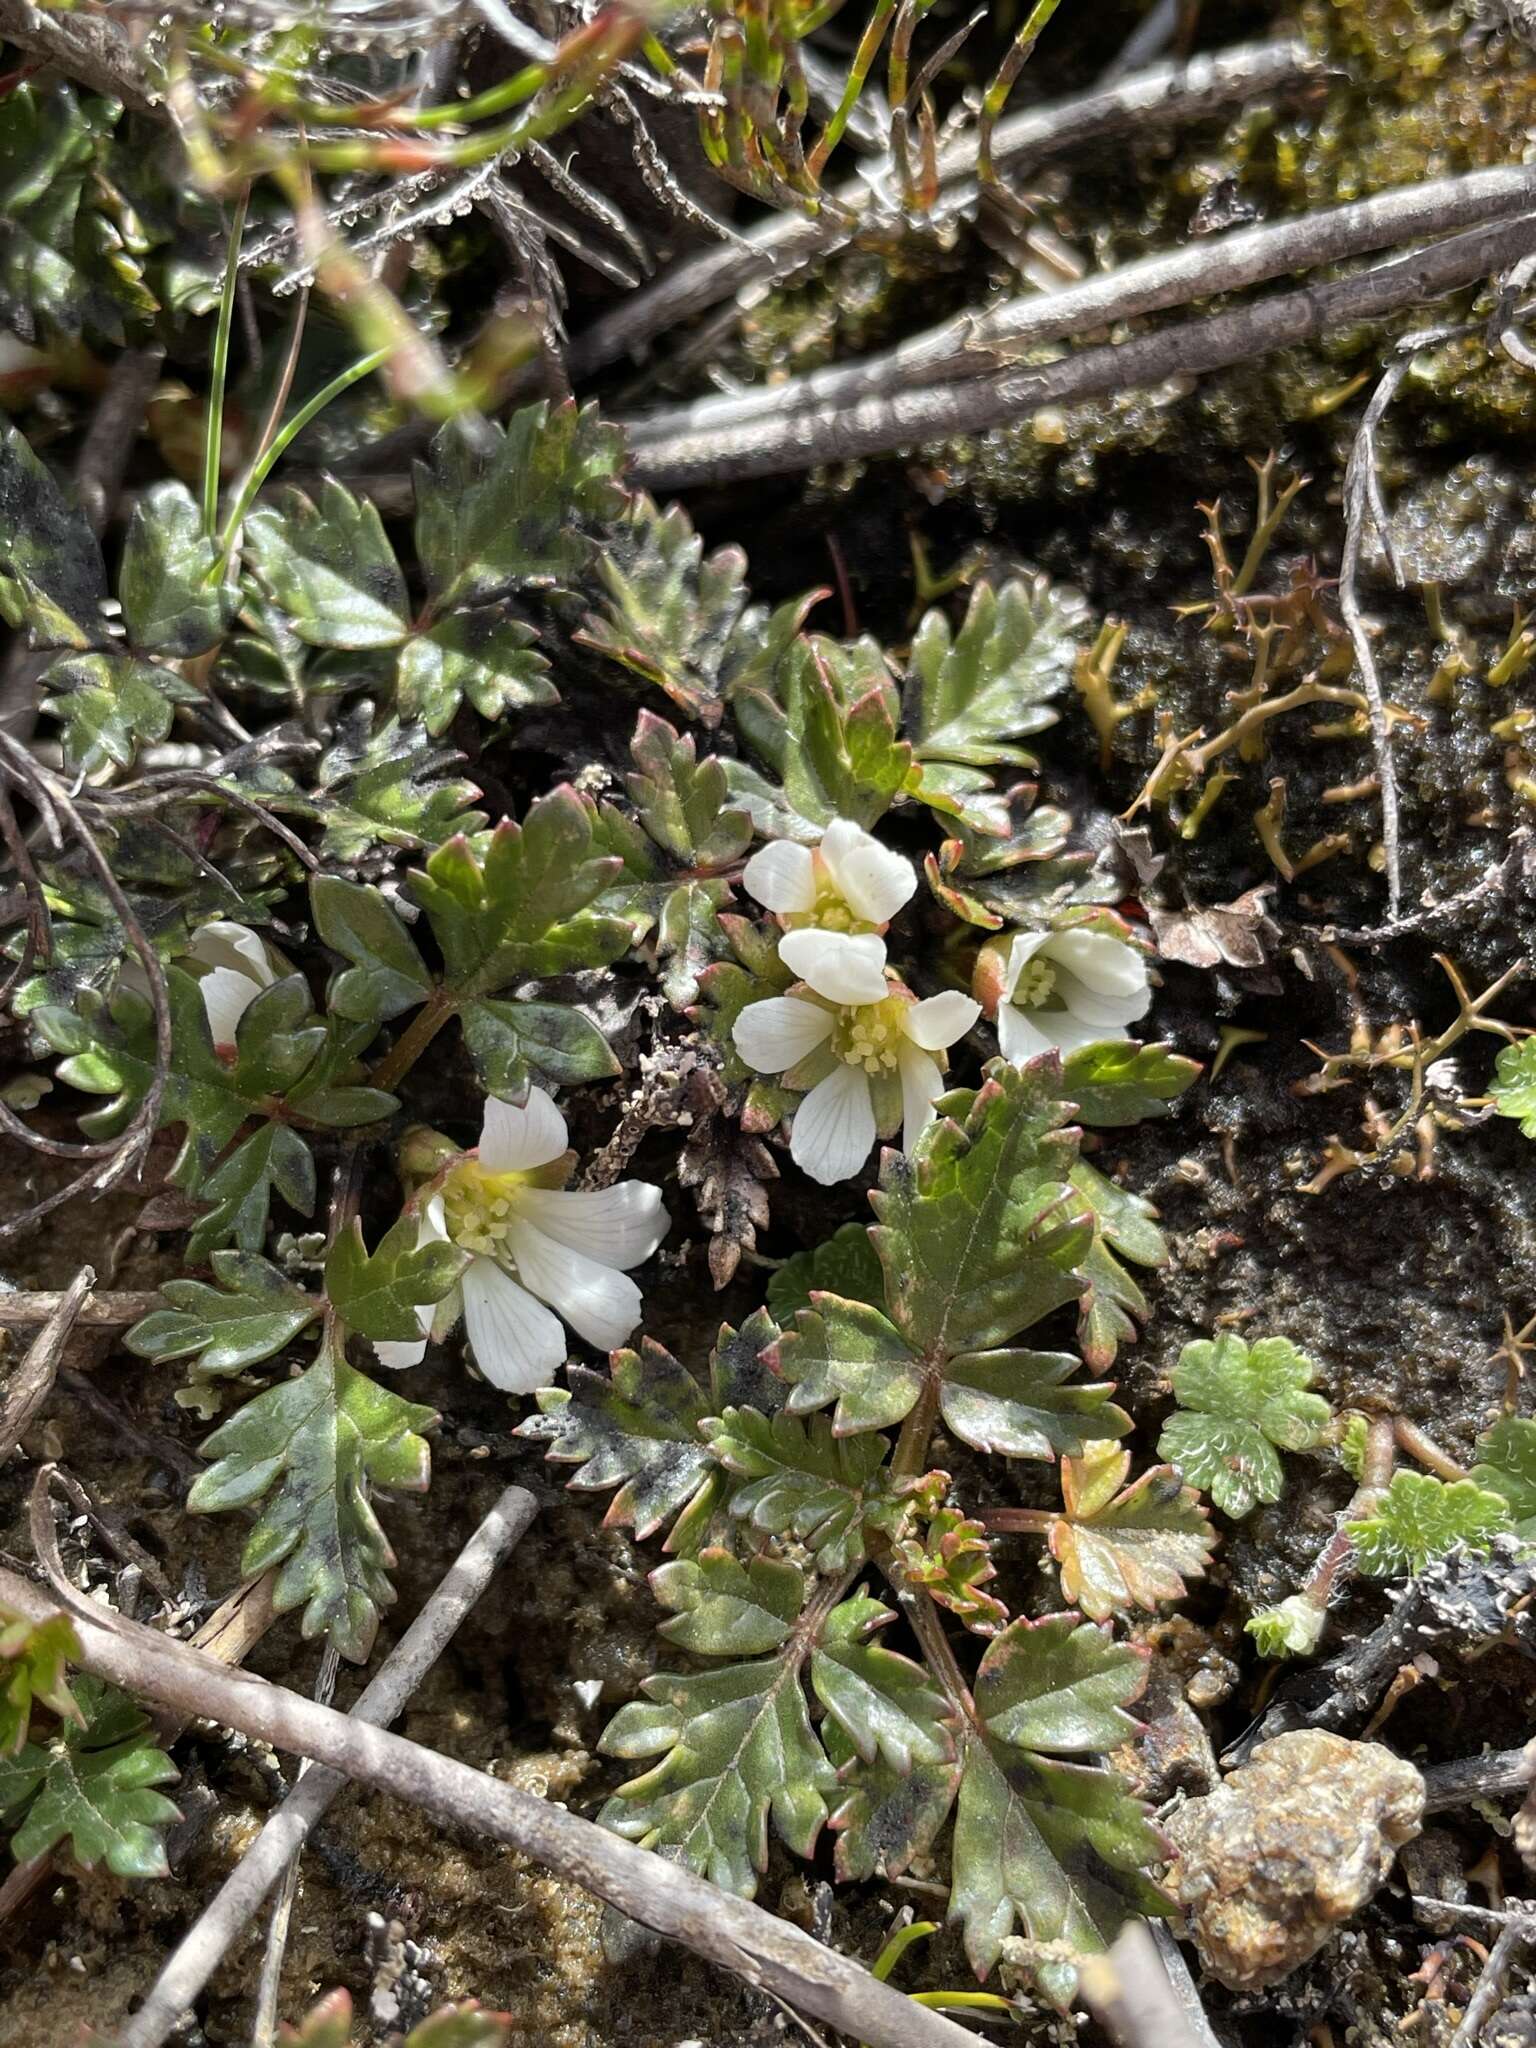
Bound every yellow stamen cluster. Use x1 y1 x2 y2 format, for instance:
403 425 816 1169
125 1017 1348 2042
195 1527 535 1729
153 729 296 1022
441 1160 525 1256
832 994 908 1074
782 863 875 936
1015 958 1058 1009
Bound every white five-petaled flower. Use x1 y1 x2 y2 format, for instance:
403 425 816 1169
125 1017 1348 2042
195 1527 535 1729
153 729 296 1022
732 932 980 1185
374 1087 668 1394
742 818 916 989
122 920 283 1056
977 926 1151 1063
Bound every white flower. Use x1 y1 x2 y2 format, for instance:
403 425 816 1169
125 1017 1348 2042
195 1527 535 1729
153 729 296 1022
733 937 979 1186
978 926 1151 1063
374 1087 669 1395
743 818 915 988
121 920 282 1055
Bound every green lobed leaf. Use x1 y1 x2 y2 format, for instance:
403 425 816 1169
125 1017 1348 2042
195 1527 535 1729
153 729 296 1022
187 1341 436 1661
126 1251 320 1379
625 710 752 870
598 1557 836 1896
459 995 619 1101
734 636 912 831
810 1594 954 1775
42 650 202 776
311 873 433 1027
1157 1332 1333 1518
577 499 778 725
311 710 485 860
33 969 358 1255
397 610 555 736
516 1338 715 1543
890 1504 1008 1636
651 1549 802 1657
905 576 1085 770
1061 1041 1201 1128
245 478 408 650
870 1060 1092 1360
1349 1470 1511 1578
414 402 626 611
324 1214 468 1344
765 1222 887 1325
0 1606 82 1755
408 789 631 996
949 1615 1163 1986
0 417 107 646
825 1718 962 1883
939 1348 1130 1462
1470 1416 1536 1537
118 480 233 657
769 1294 925 1435
1491 1040 1536 1138
8 1678 179 1879
1048 1444 1216 1622
706 1406 887 1572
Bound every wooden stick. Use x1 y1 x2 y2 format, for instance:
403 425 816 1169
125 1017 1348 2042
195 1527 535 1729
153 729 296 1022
0 1270 95 1461
0 1569 978 2048
0 1289 161 1333
626 213 1536 487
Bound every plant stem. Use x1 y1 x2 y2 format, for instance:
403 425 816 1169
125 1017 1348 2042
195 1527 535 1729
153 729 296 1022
202 185 249 538
890 1368 942 1482
369 988 457 1095
213 344 391 572
1393 1415 1469 1482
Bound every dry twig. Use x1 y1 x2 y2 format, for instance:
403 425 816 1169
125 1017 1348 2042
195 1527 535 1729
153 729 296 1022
0 1269 94 1462
626 212 1536 486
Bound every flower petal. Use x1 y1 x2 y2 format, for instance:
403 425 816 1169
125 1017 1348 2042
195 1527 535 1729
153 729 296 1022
778 927 889 1005
818 819 917 924
742 839 817 913
791 1061 876 1185
1047 929 1151 1010
1054 970 1148 1031
897 1039 945 1153
478 1086 568 1172
462 1255 567 1392
999 1003 1117 1061
506 1217 644 1353
1001 928 1051 1002
199 966 263 1051
997 1002 1061 1064
192 921 277 986
373 1336 428 1371
903 989 981 1051
515 1182 669 1270
733 995 835 1073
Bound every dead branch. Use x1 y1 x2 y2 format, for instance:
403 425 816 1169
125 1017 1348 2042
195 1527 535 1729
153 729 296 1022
0 0 161 112
1080 1920 1224 2048
0 1568 980 2048
0 1270 94 1462
625 211 1536 488
0 1289 163 1331
119 1486 537 2048
624 166 1536 446
571 38 1325 377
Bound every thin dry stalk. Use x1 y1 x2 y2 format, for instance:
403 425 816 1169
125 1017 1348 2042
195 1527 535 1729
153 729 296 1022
626 212 1536 488
0 1269 94 1461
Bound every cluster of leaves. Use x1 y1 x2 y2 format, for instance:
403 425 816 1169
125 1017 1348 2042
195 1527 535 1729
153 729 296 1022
0 1609 178 1879
519 1056 1200 1992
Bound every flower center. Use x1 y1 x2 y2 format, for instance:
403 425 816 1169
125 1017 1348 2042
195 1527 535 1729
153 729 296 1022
782 864 877 936
831 994 908 1074
1014 958 1057 1009
441 1160 526 1256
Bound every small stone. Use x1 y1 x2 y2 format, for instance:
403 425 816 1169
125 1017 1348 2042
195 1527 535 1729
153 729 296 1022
1163 1729 1424 1990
